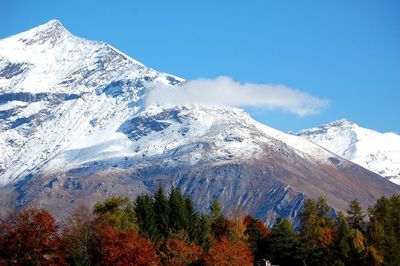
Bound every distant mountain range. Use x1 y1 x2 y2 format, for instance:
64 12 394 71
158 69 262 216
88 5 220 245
0 20 398 224
296 119 400 185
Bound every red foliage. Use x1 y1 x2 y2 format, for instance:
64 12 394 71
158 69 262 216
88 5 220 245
243 215 254 227
243 215 269 239
96 226 160 266
0 209 65 265
204 237 254 266
158 238 204 266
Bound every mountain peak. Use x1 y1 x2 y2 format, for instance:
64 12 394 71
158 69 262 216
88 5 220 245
297 119 400 185
14 19 72 46
327 118 355 127
40 19 65 31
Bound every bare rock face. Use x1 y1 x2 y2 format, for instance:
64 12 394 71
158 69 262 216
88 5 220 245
0 20 399 224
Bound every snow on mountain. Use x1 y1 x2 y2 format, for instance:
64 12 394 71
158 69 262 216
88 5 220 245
0 19 335 186
296 119 400 185
0 19 182 185
0 20 398 222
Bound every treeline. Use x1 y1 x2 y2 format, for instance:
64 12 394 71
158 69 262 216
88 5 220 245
0 187 399 266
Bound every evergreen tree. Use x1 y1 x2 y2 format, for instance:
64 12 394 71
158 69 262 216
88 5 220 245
185 195 199 241
209 199 227 240
316 196 334 227
266 217 300 266
347 199 365 231
134 194 158 242
168 186 189 233
210 199 223 221
193 214 211 250
153 186 169 239
368 195 400 266
334 212 352 265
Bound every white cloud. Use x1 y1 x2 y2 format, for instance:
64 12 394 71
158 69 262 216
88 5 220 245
145 76 327 116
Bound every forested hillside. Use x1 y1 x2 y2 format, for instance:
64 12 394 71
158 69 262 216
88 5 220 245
1 188 399 265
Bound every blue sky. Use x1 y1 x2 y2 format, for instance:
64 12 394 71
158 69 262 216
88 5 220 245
1 0 399 132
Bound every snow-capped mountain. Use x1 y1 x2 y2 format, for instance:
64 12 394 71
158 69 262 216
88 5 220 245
0 19 181 185
0 20 398 223
296 119 400 185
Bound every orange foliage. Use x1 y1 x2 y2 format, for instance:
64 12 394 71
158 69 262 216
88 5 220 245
0 209 65 265
204 237 254 266
318 227 334 247
159 238 204 266
97 226 160 266
351 229 366 252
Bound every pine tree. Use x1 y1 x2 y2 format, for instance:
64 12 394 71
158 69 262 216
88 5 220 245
334 212 352 265
168 186 189 233
266 216 300 266
368 195 400 266
316 196 334 227
210 199 223 221
153 186 169 239
185 195 199 241
134 194 158 242
209 199 227 240
347 199 365 231
194 214 211 250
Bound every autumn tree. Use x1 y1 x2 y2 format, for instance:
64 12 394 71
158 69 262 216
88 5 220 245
298 197 335 266
243 215 269 263
204 237 253 266
158 237 203 266
0 209 64 265
95 226 160 266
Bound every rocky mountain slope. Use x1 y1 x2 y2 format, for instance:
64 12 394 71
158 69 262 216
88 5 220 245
296 119 400 185
0 20 398 224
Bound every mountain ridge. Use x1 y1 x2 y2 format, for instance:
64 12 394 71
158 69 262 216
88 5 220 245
296 119 400 185
0 20 398 224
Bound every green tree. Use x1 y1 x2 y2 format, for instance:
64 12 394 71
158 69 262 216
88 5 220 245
347 199 366 231
368 195 400 266
334 212 352 265
185 195 199 241
209 199 228 240
134 194 158 242
153 186 169 239
194 214 211 250
266 216 300 266
93 196 136 231
210 199 223 221
168 186 189 233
